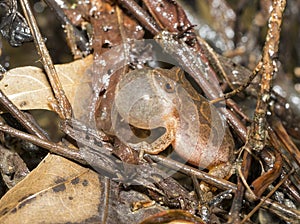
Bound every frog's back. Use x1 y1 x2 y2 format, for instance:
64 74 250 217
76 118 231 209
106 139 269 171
159 67 235 169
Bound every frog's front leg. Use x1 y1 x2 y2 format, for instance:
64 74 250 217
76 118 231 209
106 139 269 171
207 161 234 181
200 161 235 195
127 118 178 158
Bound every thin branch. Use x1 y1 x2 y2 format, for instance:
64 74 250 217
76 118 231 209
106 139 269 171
269 116 300 167
148 154 300 221
118 0 161 35
0 122 85 164
228 151 251 224
241 169 294 223
248 0 286 152
0 90 49 140
228 2 286 221
19 0 72 119
43 0 91 54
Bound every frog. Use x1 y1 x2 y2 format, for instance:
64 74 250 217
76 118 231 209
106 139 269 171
112 67 235 179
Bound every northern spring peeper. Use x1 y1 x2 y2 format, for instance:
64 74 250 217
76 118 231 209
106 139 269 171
113 67 235 179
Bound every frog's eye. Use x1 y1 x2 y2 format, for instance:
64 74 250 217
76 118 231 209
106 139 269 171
164 82 175 93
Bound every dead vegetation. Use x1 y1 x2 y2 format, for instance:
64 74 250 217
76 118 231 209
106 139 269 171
0 0 299 223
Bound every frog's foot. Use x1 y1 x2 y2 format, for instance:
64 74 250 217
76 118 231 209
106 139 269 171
128 141 155 153
208 162 234 180
127 142 150 161
200 162 234 193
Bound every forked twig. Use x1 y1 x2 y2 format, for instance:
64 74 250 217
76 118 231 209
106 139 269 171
0 90 49 140
229 1 286 222
210 62 262 104
241 169 294 223
148 154 300 221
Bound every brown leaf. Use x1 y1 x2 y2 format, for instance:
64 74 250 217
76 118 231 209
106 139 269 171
0 153 169 223
0 55 93 118
64 0 144 59
139 209 205 224
0 154 102 223
143 0 191 33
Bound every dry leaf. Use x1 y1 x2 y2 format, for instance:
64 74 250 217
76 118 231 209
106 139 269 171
139 209 205 224
0 154 102 223
0 153 168 223
0 55 93 118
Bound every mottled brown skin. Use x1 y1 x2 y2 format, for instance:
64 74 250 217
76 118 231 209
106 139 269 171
114 67 235 179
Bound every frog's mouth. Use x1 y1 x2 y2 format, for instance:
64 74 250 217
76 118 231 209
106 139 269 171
129 125 166 144
114 116 167 144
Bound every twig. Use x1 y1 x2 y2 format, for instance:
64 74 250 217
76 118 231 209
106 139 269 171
247 0 286 152
228 151 252 224
269 115 300 167
148 154 300 221
100 177 110 224
0 90 49 140
118 0 161 35
228 1 286 221
197 36 235 91
19 0 72 120
241 169 294 223
43 0 91 54
0 122 85 164
210 62 262 104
